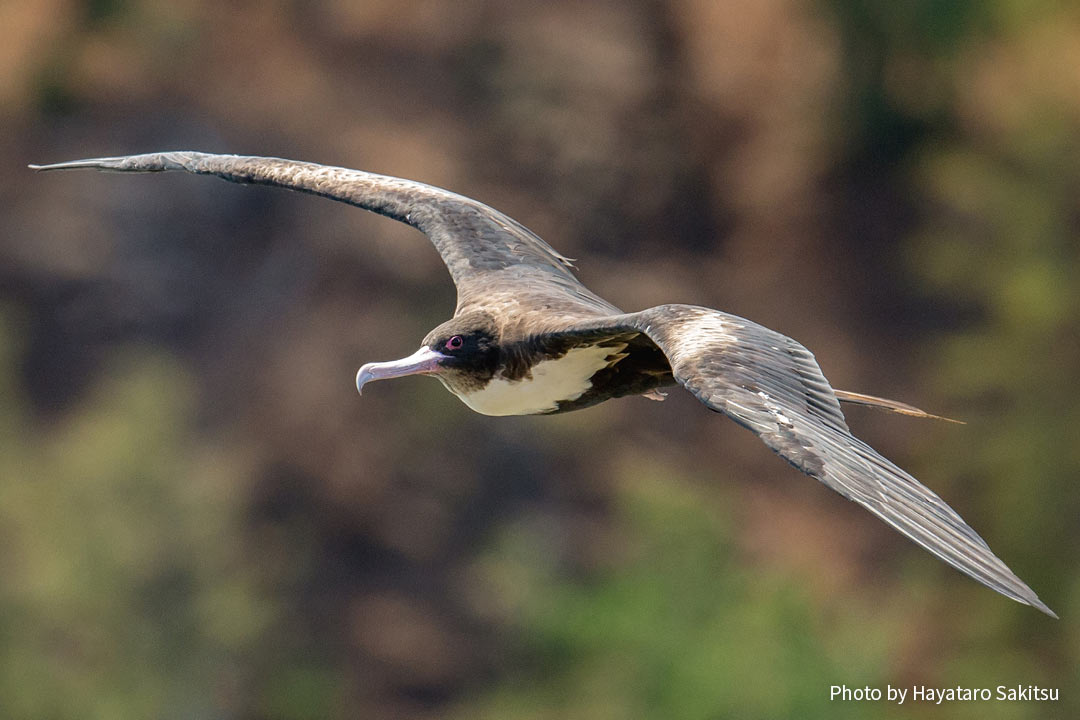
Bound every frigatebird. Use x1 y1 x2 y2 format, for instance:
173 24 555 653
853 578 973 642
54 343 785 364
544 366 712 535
31 151 1056 617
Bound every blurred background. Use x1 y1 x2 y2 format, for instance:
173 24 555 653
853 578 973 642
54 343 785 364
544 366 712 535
2 0 1078 718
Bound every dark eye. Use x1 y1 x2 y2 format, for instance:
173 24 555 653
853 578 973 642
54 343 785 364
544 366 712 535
445 335 464 351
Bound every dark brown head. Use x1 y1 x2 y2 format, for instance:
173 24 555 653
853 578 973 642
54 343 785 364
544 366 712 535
355 311 500 396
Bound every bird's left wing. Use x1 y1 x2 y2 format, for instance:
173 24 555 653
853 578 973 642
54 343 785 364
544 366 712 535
556 304 1056 616
30 151 618 315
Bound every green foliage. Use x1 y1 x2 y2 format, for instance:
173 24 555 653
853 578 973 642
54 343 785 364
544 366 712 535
5 0 1078 717
902 45 1080 714
460 465 891 720
0 314 278 719
457 1 1080 717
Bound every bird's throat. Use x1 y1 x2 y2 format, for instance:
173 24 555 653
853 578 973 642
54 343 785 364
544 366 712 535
453 344 623 416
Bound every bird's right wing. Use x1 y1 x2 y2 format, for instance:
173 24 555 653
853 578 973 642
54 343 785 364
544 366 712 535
30 151 619 316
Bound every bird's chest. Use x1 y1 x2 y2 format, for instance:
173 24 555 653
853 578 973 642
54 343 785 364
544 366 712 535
455 344 622 416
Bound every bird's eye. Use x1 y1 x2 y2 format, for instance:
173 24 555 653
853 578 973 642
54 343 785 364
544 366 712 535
445 335 464 351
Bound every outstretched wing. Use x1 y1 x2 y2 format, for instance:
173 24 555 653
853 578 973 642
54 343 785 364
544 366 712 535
558 304 1056 616
30 151 618 315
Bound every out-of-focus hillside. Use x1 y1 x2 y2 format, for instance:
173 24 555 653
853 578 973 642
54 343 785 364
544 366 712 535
1 1 1076 718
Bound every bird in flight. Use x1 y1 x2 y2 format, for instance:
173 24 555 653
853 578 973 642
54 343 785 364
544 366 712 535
32 151 1056 617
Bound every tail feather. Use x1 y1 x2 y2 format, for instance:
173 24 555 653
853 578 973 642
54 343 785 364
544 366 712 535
834 390 964 424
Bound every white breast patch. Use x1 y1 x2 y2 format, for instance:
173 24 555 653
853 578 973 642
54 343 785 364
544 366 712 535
457 343 623 416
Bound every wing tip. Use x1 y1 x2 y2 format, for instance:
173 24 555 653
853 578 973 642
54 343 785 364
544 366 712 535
29 157 123 172
29 161 80 171
1023 594 1059 619
28 152 207 174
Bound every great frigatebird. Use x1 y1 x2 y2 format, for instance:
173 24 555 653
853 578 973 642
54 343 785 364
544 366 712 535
31 152 1056 617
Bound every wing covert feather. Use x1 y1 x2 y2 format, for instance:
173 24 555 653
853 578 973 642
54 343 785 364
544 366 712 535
552 304 1055 616
629 304 1055 616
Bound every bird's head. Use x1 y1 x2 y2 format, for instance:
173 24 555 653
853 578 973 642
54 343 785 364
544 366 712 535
355 311 500 396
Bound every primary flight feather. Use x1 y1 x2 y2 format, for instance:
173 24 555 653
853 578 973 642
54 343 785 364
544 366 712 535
31 151 1056 617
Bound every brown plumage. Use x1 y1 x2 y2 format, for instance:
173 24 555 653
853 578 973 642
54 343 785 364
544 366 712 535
31 151 1056 617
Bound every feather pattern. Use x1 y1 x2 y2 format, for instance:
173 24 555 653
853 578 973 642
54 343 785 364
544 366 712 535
31 152 1056 617
30 151 618 317
552 305 1057 617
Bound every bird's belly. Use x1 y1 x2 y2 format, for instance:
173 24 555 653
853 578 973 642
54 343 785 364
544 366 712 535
456 344 620 416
